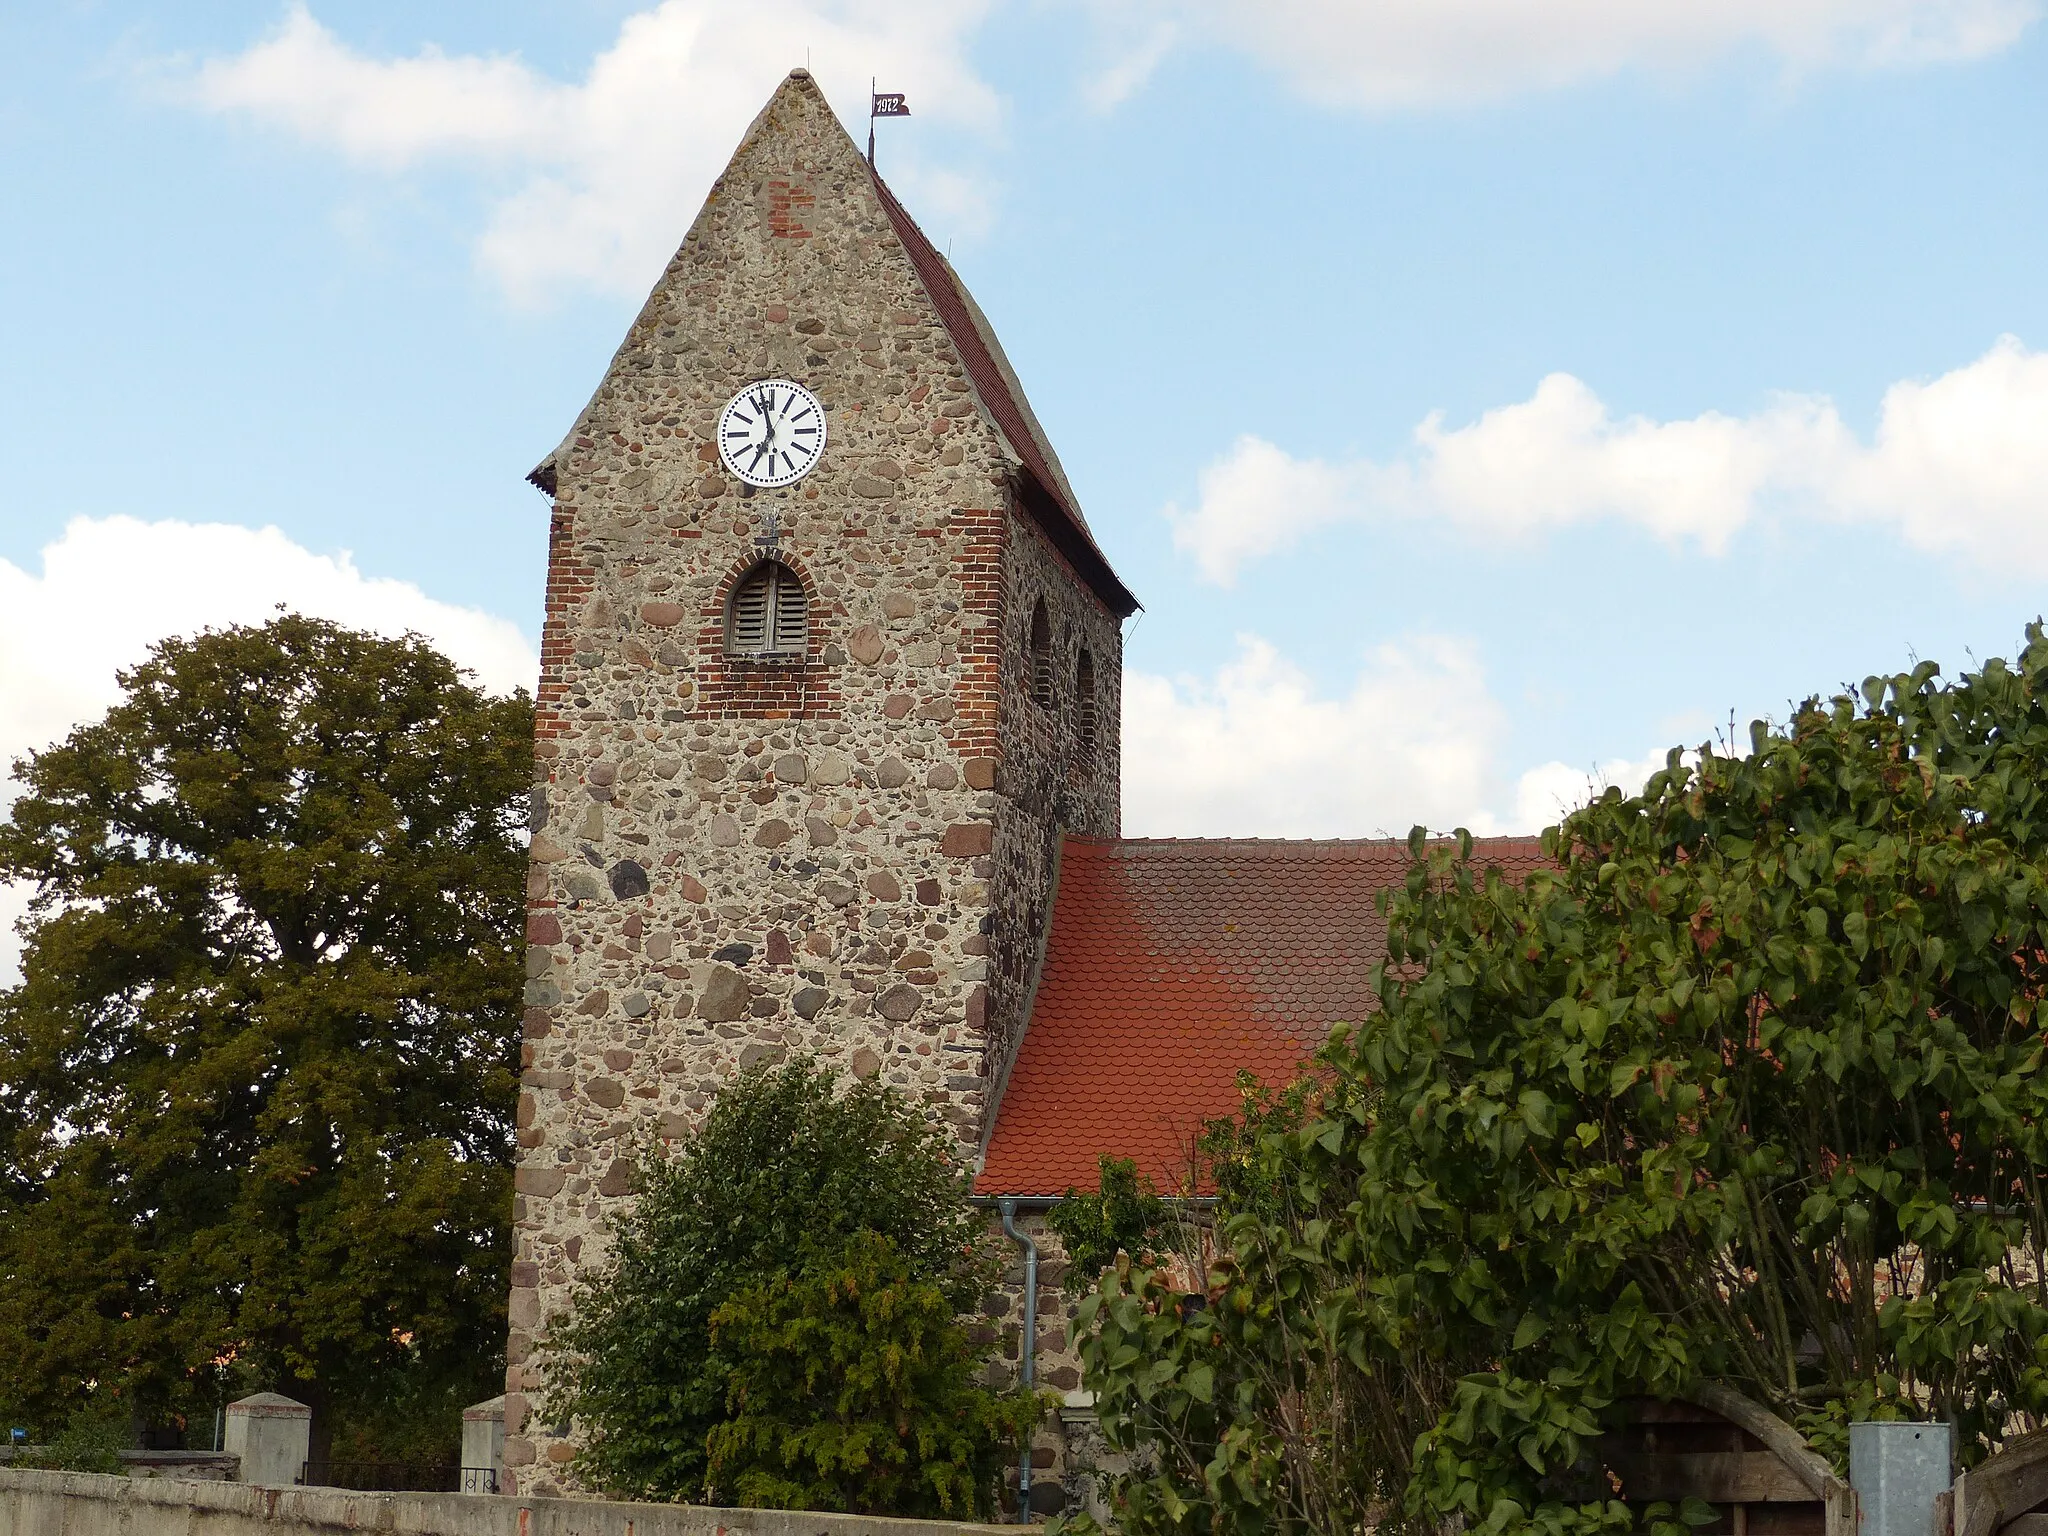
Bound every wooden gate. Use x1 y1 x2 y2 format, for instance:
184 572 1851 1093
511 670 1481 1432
1597 1384 1854 1536
1950 1427 2048 1536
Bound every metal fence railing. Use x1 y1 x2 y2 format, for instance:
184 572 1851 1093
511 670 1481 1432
297 1460 458 1492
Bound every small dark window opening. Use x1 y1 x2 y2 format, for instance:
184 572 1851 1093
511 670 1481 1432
1029 599 1053 708
1076 649 1097 754
727 560 808 657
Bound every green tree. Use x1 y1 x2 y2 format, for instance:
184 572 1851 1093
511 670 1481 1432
542 1058 1036 1513
1074 633 2048 1536
0 615 530 1456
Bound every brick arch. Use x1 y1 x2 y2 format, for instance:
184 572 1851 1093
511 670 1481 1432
715 553 813 657
693 546 840 721
708 546 824 617
699 547 829 650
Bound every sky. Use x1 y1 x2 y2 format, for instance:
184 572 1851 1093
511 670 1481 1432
4 1 2048 976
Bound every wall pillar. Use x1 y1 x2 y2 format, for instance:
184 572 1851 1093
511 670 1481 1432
461 1396 505 1494
223 1393 310 1487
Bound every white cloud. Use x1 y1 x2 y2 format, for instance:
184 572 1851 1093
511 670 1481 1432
174 3 2035 297
0 516 538 983
1079 14 1180 113
1123 633 1686 844
1163 436 1377 586
1091 0 2035 110
1123 633 1508 837
1170 337 2048 583
1409 377 1846 550
1838 337 2048 567
182 2 999 299
1509 747 1680 831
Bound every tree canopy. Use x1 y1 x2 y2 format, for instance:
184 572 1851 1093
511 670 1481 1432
542 1058 1037 1515
1072 632 2048 1536
0 615 531 1453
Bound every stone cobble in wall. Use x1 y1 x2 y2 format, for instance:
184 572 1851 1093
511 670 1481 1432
506 72 1128 1497
981 513 1121 1120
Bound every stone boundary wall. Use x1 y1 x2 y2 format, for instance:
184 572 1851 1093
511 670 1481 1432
0 1469 1008 1536
0 1450 239 1483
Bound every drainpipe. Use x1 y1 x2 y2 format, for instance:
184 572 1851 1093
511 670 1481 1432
998 1197 1037 1522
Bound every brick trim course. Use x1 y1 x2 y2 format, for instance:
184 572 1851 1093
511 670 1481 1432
505 70 1130 1497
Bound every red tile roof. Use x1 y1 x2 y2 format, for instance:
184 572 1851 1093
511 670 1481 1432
975 834 1550 1197
868 171 1139 619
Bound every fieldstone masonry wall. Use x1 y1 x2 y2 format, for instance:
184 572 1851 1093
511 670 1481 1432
981 512 1121 1117
979 1214 1116 1519
507 72 1124 1495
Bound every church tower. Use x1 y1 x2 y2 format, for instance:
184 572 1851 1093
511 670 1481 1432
505 71 1137 1491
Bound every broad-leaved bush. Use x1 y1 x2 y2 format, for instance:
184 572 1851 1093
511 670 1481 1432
707 1229 1041 1515
541 1058 1038 1514
1072 634 2048 1536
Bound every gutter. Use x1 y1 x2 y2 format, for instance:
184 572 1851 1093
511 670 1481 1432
971 1194 1219 1522
997 1198 1040 1523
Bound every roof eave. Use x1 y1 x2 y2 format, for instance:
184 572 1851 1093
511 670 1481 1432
1013 469 1141 619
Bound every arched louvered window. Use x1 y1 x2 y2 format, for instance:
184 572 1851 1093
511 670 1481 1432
1076 649 1097 754
1029 599 1053 709
726 561 808 657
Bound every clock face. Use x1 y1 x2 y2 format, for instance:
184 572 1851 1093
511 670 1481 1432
717 379 827 488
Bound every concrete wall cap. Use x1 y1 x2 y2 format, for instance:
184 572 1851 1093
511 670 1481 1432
0 1466 1013 1532
224 1393 310 1415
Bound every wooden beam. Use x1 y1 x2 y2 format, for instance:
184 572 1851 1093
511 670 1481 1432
1958 1430 2048 1536
1691 1382 1845 1503
1610 1452 1822 1504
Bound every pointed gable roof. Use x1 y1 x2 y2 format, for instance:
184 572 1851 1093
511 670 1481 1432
867 175 1137 618
527 69 1136 618
976 834 1550 1197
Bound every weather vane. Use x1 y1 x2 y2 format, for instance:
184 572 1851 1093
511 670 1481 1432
868 79 909 167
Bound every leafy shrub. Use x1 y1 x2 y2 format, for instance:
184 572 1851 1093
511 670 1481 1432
1045 1156 1170 1297
1072 1084 1461 1536
707 1230 1041 1517
1071 634 2048 1536
22 1402 128 1475
542 1058 1036 1511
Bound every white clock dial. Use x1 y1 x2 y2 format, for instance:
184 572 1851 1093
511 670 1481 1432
717 379 827 488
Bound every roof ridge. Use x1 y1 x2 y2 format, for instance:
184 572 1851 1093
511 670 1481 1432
1065 833 1548 859
867 169 1138 619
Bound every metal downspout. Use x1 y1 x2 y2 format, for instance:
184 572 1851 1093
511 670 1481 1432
998 1197 1037 1522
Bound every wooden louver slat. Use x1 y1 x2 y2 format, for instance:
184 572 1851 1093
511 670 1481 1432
727 562 806 657
771 578 806 654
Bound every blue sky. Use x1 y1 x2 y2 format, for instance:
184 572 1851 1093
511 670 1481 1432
5 0 2048 930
